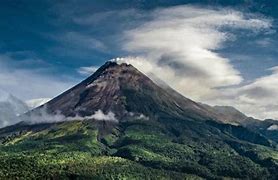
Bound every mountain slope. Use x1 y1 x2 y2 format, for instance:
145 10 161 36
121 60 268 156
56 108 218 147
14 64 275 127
202 104 278 143
36 61 217 121
0 61 277 179
245 118 278 143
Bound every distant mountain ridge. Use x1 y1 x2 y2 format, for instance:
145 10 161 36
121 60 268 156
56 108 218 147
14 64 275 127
200 103 278 142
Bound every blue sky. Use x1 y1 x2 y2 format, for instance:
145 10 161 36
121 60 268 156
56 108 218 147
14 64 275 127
1 0 278 119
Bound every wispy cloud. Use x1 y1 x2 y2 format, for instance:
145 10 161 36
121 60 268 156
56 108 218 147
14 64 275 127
204 66 278 119
25 98 51 109
111 6 277 119
0 92 29 128
255 38 273 47
23 108 118 124
77 66 99 76
67 110 118 122
0 54 76 101
119 6 271 101
72 9 142 26
51 31 107 51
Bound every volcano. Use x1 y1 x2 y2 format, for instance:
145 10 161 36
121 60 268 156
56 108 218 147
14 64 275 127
0 61 277 179
38 61 217 121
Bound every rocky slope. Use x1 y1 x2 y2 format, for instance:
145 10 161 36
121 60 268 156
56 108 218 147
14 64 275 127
34 61 217 121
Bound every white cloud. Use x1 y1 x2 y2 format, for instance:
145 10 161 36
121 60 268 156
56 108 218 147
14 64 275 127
116 56 278 119
25 98 51 109
68 110 118 122
120 6 271 101
23 108 118 124
0 92 29 127
22 106 66 124
72 9 141 26
78 66 99 76
0 54 75 101
136 114 149 120
52 31 107 51
108 6 278 120
0 69 73 101
267 125 278 131
127 111 149 120
52 5 276 120
237 66 278 119
0 89 10 102
204 66 278 119
255 38 272 47
84 110 118 122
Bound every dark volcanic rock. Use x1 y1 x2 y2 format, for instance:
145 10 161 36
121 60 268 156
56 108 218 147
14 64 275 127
37 61 217 121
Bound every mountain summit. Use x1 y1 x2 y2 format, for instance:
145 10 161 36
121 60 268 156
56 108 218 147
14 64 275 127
40 61 216 122
0 61 277 179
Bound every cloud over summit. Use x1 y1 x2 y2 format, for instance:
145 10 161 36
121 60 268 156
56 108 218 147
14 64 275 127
121 6 271 101
70 5 277 119
107 5 277 119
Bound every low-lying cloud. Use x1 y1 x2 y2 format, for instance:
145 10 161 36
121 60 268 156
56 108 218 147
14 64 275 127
127 111 149 121
25 98 52 109
22 106 66 124
206 66 278 119
67 110 118 122
23 108 118 124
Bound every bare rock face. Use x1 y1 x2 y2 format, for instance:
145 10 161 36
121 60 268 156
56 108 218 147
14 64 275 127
36 61 218 122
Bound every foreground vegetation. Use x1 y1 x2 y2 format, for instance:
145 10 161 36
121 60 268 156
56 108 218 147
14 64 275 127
0 118 277 179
